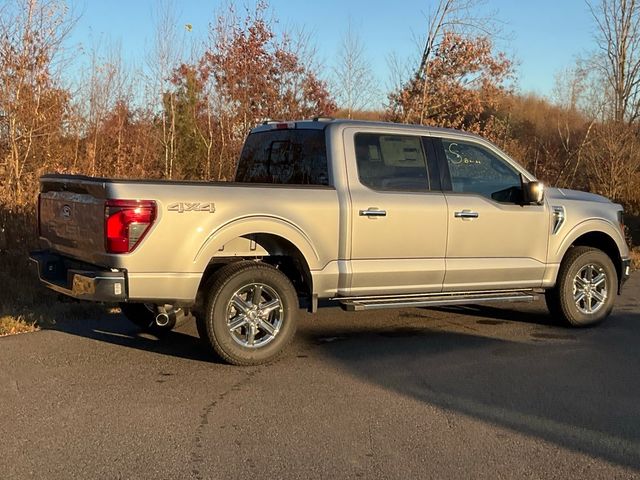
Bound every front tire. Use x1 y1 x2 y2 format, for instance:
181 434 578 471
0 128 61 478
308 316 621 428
198 261 298 366
545 246 617 327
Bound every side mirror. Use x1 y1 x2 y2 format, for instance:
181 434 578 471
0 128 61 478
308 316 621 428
522 180 544 205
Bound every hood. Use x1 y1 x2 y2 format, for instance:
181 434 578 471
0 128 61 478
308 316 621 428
545 187 612 204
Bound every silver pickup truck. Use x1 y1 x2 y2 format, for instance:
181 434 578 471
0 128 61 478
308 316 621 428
31 119 632 365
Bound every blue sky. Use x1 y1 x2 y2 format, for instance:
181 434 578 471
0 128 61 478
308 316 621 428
64 0 597 105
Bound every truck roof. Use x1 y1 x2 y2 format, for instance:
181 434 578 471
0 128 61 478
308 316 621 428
249 118 484 140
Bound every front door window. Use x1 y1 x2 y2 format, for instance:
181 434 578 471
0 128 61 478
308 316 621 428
442 139 521 203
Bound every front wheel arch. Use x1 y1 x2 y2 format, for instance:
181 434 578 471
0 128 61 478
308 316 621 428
567 231 623 290
553 223 625 291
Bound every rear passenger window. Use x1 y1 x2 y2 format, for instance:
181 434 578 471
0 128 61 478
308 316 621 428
354 133 430 191
235 129 329 185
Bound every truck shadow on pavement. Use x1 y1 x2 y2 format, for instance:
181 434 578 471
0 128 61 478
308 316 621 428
47 313 223 364
426 303 558 326
47 297 640 471
302 303 640 471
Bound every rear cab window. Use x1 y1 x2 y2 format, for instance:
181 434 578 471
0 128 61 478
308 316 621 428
235 129 329 186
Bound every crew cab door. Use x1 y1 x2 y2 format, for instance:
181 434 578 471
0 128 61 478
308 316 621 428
343 128 448 295
434 136 549 291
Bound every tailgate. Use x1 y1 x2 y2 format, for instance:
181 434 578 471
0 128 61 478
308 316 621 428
39 176 107 261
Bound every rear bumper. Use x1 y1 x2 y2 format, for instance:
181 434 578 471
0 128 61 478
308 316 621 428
29 250 127 303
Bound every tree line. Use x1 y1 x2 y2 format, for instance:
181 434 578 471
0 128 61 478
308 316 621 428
1 0 639 251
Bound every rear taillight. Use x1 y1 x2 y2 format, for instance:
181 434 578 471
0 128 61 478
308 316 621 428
105 200 156 254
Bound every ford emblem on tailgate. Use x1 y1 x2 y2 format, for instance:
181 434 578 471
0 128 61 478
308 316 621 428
61 204 72 219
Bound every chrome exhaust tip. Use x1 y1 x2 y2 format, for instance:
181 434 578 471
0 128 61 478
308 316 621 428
154 306 185 329
155 312 171 327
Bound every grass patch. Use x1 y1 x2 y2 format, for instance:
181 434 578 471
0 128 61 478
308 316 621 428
0 299 108 334
0 252 108 336
0 314 38 336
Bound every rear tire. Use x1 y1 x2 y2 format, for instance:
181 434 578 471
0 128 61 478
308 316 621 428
120 303 176 334
197 261 298 366
545 246 617 327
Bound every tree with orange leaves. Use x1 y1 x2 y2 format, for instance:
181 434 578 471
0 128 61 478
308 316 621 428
196 2 335 178
387 31 512 135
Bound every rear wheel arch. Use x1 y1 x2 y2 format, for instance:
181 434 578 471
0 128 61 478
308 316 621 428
193 233 313 317
194 216 321 269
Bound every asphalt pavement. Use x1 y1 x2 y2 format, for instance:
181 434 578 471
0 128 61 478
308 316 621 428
1 276 639 479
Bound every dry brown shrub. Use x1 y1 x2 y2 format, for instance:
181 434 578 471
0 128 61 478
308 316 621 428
0 315 38 336
630 247 640 271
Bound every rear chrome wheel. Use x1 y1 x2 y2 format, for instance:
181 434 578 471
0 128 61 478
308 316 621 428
198 261 298 365
226 283 284 348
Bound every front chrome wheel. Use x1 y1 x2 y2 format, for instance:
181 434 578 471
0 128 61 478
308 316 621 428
573 264 608 315
546 246 617 327
226 283 284 348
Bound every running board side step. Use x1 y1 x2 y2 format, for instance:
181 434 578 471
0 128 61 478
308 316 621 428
337 290 538 312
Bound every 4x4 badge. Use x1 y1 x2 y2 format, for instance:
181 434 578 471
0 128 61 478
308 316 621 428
167 202 216 213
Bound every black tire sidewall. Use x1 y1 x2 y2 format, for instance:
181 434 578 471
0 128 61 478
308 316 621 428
544 289 562 318
206 264 298 365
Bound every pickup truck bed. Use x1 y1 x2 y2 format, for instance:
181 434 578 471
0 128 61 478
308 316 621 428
35 173 339 304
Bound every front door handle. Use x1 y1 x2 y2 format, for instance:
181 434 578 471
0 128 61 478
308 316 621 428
359 208 387 217
454 210 479 219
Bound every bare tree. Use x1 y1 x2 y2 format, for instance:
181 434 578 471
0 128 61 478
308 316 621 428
332 22 379 118
588 0 640 123
84 41 130 175
584 123 640 198
549 63 601 187
146 1 187 178
386 52 413 100
553 64 589 112
414 0 498 124
0 0 75 203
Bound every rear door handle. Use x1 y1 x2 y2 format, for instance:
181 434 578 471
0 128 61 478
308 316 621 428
454 210 479 219
359 208 387 217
